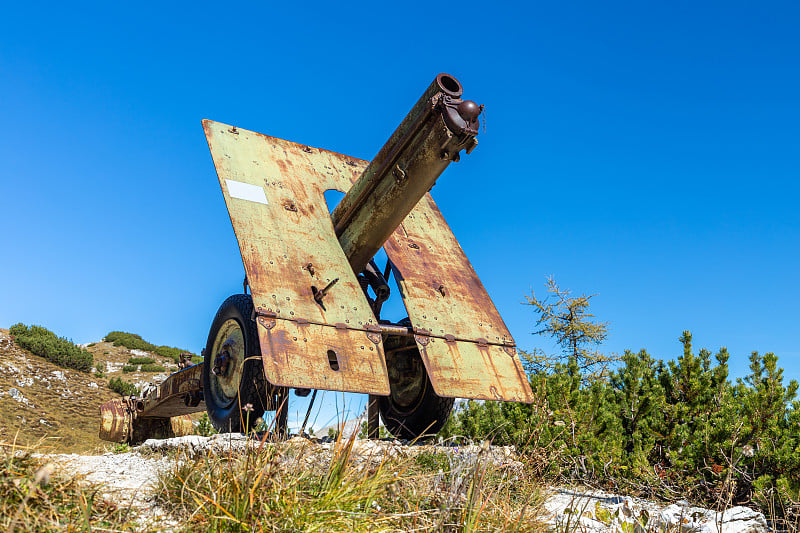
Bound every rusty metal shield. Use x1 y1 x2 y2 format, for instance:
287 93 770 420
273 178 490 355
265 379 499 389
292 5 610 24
203 121 389 395
204 120 532 402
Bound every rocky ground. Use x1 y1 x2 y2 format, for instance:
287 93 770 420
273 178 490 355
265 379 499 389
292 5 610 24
43 434 769 533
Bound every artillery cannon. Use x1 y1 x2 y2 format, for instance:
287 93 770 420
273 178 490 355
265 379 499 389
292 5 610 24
99 74 533 444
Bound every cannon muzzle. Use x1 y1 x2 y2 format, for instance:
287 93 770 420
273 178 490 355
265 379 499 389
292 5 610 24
331 73 482 273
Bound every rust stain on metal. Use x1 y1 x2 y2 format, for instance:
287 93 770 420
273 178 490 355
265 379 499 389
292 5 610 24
99 398 132 443
99 392 197 444
257 318 389 394
135 363 206 418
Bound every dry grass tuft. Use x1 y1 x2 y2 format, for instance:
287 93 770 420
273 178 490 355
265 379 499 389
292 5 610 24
155 432 549 532
0 439 137 532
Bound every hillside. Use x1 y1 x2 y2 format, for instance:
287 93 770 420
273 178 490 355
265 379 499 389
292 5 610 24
0 329 184 453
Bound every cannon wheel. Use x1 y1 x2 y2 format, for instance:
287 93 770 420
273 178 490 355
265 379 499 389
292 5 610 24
203 294 271 433
379 320 454 440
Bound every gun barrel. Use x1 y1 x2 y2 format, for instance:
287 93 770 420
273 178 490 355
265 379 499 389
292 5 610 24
332 73 482 273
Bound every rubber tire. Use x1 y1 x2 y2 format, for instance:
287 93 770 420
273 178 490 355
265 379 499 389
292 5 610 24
203 294 269 433
379 320 454 440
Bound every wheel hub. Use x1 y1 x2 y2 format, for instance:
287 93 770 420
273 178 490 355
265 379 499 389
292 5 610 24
386 345 426 411
209 319 246 406
212 341 233 377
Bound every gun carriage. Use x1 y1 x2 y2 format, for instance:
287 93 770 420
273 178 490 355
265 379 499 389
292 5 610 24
100 73 533 443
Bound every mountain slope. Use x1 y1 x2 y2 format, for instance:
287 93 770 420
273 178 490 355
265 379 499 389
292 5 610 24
0 329 183 453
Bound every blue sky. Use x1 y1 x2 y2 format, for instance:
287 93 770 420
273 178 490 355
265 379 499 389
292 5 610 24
2 2 798 428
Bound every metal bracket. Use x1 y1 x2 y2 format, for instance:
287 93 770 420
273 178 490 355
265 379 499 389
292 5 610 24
502 341 517 356
365 324 382 344
257 315 276 330
413 327 432 346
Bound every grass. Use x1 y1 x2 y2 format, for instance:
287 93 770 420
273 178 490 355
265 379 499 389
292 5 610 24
0 440 137 532
154 432 548 532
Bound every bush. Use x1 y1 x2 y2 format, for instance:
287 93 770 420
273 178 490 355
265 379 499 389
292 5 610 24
104 331 194 363
104 331 151 351
153 345 185 362
195 413 217 437
121 365 138 373
108 377 139 396
446 331 800 525
139 364 166 373
9 323 93 372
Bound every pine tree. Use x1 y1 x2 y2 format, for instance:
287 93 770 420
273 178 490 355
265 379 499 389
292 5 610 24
606 349 664 475
523 277 617 381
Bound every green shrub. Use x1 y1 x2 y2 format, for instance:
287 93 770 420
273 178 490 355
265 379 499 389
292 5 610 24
104 331 152 351
446 331 800 524
9 323 93 372
195 413 217 437
128 356 155 365
108 377 139 396
104 331 194 363
154 346 185 362
121 365 138 373
139 364 166 373
112 443 130 454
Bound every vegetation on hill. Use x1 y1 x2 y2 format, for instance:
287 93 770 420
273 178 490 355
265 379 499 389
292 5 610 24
140 363 166 373
122 362 166 373
8 323 93 372
104 331 194 363
108 377 140 397
442 279 800 527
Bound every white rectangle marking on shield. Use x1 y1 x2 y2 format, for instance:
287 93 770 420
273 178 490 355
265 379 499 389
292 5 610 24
225 179 268 205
